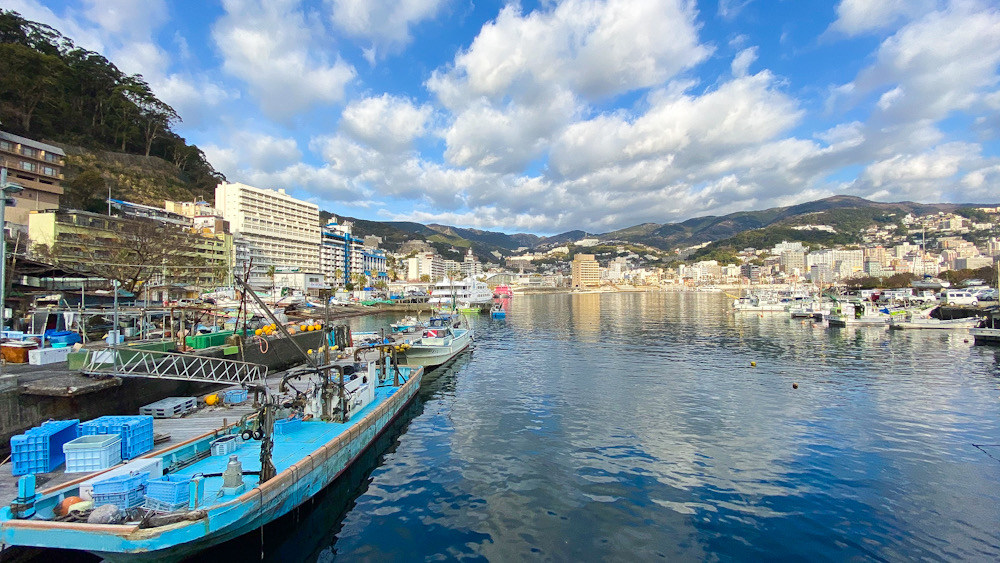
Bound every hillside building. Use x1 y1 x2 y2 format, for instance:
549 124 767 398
0 131 65 229
215 182 321 288
27 208 232 289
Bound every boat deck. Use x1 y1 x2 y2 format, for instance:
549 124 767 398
0 382 262 504
172 386 401 508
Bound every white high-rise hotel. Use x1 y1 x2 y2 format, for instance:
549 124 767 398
215 182 321 288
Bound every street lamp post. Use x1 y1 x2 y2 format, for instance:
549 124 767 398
0 168 24 337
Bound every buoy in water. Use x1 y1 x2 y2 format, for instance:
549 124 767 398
792 382 799 389
750 361 756 367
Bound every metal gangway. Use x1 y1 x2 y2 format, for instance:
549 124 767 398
80 347 268 386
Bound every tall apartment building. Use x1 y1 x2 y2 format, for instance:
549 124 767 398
779 250 805 274
571 254 600 287
0 131 65 229
215 182 321 288
322 220 363 287
406 252 445 281
461 248 483 278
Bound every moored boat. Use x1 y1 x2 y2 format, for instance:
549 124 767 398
0 347 422 561
889 308 981 330
827 301 890 327
397 315 473 368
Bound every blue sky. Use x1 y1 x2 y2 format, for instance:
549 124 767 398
10 0 1000 235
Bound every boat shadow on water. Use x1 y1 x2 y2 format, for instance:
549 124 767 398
193 355 469 563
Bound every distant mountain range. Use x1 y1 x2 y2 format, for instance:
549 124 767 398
326 196 996 263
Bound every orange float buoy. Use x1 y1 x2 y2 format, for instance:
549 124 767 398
205 394 220 406
56 496 83 517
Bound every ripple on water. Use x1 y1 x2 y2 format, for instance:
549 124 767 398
322 294 1000 562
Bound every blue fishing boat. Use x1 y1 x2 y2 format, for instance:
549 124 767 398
0 344 422 561
490 303 506 319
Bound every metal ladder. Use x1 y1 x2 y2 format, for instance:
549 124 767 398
80 347 268 385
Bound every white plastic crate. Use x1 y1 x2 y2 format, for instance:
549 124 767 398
64 435 122 473
210 435 243 456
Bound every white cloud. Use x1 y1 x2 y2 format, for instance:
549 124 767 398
550 72 803 179
339 94 433 153
82 0 167 39
848 3 1000 123
855 142 981 200
831 0 938 36
328 0 447 62
443 91 578 173
731 46 757 77
213 0 356 119
428 0 710 108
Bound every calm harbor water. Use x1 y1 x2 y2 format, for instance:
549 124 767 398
258 291 1000 562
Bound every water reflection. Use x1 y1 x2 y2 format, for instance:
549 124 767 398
330 293 1000 561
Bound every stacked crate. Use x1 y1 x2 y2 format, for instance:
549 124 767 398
78 415 154 460
91 471 149 511
9 420 80 475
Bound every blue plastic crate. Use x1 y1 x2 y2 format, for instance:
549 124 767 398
9 420 80 476
79 416 153 460
143 497 188 513
91 471 149 495
223 389 248 404
273 417 302 435
145 475 191 505
92 488 145 511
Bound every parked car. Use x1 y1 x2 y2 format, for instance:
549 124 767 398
973 288 997 301
940 290 978 306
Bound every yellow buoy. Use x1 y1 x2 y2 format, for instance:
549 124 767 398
300 325 307 331
307 349 313 355
255 328 262 336
205 394 219 406
750 361 756 367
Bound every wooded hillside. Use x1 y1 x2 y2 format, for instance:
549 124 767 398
0 10 222 206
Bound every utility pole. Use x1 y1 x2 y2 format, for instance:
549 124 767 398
0 168 24 340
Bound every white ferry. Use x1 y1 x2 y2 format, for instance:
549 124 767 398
429 277 493 313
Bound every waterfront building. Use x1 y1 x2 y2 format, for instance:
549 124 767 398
362 247 387 284
321 219 364 287
215 182 321 288
27 208 232 288
407 251 445 281
273 269 327 295
0 130 65 229
571 254 600 287
740 263 761 284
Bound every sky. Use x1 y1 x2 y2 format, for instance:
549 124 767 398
7 0 1000 235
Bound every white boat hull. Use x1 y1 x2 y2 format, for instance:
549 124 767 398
400 330 472 368
889 317 980 330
